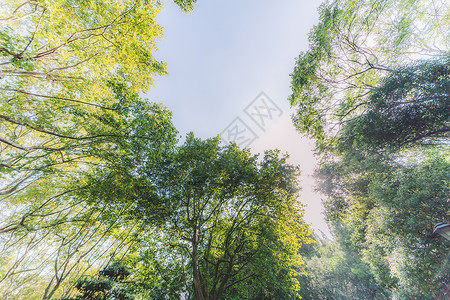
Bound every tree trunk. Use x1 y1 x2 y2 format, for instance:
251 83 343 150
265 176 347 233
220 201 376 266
192 227 207 300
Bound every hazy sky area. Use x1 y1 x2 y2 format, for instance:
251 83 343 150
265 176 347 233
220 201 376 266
144 0 331 236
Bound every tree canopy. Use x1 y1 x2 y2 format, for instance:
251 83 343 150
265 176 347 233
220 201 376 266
128 135 311 300
0 0 196 198
0 1 195 298
289 0 449 152
289 0 450 298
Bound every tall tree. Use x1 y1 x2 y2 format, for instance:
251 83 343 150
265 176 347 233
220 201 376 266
130 135 311 300
289 0 450 297
362 148 450 298
0 0 195 297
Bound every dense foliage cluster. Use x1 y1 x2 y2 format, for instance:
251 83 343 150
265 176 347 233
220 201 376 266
290 0 449 298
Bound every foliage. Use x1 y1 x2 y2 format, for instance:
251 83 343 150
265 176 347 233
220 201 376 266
131 135 312 300
316 148 450 298
289 0 450 297
172 0 198 12
341 56 449 154
362 148 450 298
298 228 389 300
289 0 449 152
0 0 194 298
1 0 165 195
0 86 177 299
0 0 195 199
58 263 136 300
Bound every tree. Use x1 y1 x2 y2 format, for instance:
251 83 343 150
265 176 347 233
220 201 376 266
0 85 179 299
362 148 450 298
1 0 161 196
132 135 311 300
0 0 195 199
289 0 448 151
315 147 450 298
297 229 389 300
59 262 136 300
0 0 194 236
0 1 197 297
289 0 450 298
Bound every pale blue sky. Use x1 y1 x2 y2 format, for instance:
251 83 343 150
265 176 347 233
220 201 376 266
144 0 330 236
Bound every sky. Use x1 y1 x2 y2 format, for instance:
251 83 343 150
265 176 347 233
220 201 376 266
143 0 331 237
